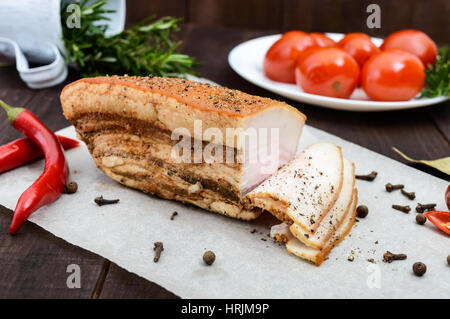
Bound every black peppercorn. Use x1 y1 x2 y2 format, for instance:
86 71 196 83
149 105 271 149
355 171 377 181
416 213 426 225
385 183 404 192
64 181 78 194
203 251 216 266
356 205 369 218
392 205 411 214
412 262 426 277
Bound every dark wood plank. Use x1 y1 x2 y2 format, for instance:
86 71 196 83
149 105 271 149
283 0 356 34
181 25 274 85
99 263 178 299
125 0 187 28
188 0 283 30
124 0 450 44
428 101 450 142
0 205 104 298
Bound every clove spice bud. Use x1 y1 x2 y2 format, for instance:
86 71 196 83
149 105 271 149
170 211 178 220
383 251 407 263
416 203 436 213
94 196 120 206
355 171 378 181
392 204 411 213
412 262 427 277
400 189 416 200
385 183 404 192
356 205 369 218
153 242 164 263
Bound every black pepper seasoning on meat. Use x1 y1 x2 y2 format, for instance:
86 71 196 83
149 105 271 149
412 262 426 276
356 205 369 218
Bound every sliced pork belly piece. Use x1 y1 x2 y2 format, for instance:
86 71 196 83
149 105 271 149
289 158 355 249
61 76 306 220
271 189 357 266
244 142 343 233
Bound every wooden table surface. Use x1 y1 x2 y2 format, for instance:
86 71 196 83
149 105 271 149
0 24 448 298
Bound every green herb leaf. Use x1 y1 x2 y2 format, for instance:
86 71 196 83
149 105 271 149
392 147 450 176
61 0 198 77
420 47 450 98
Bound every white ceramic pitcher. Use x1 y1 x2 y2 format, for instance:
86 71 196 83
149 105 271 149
0 0 126 88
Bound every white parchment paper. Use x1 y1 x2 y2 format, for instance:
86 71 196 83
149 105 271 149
0 124 449 298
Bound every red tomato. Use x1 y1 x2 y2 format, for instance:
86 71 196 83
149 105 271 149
310 33 336 48
282 30 309 39
381 29 437 68
295 47 360 98
337 33 379 67
264 32 316 83
361 49 425 101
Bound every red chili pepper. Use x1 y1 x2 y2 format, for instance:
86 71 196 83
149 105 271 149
424 211 450 235
446 185 450 211
0 135 78 173
0 100 69 234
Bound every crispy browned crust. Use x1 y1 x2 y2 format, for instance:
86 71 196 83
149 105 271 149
62 75 307 119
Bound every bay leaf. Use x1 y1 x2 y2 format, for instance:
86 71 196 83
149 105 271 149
392 147 450 176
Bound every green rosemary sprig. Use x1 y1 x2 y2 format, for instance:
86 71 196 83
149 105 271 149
420 47 450 98
61 0 198 77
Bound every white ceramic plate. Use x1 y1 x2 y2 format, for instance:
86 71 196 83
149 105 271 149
228 33 448 112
